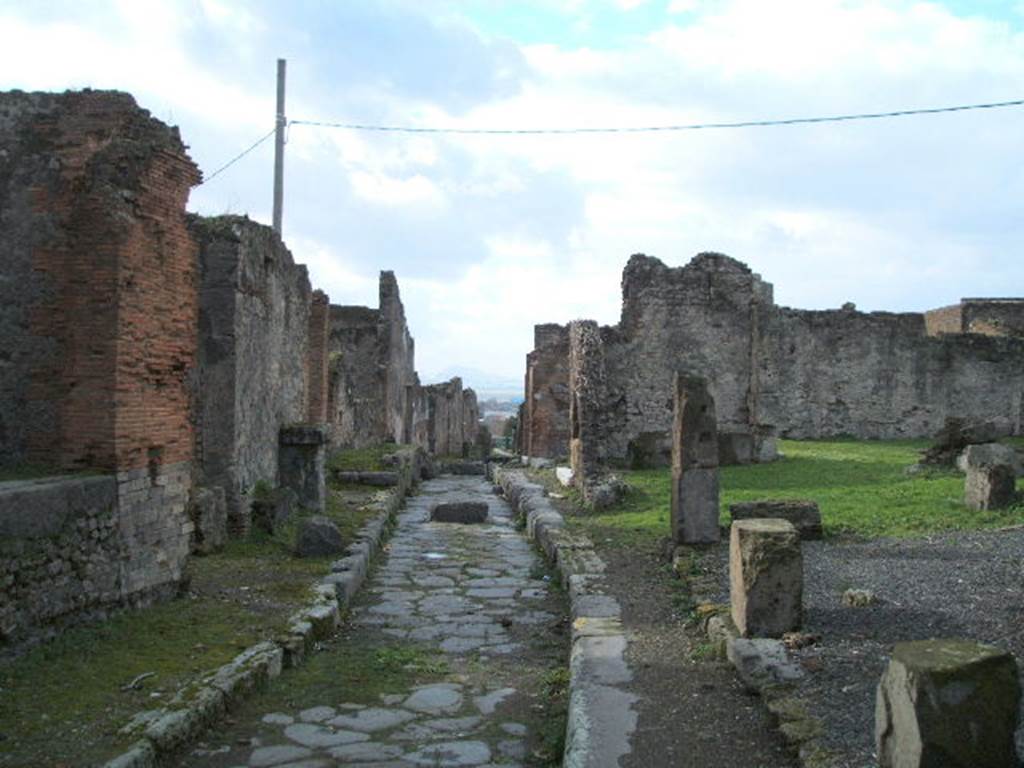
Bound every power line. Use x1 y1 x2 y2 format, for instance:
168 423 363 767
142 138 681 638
199 96 1023 185
200 126 277 185
290 97 1024 135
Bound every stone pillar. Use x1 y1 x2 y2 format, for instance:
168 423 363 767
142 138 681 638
964 443 1018 511
278 425 327 514
875 639 1020 768
730 519 802 637
670 373 720 544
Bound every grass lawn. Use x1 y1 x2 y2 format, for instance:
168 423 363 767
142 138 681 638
571 439 1024 546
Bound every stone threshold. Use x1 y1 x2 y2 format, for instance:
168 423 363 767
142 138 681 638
102 465 417 768
493 465 638 768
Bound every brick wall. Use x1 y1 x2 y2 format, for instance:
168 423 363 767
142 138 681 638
0 89 200 645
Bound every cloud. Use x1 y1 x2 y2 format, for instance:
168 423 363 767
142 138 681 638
2 0 1022 383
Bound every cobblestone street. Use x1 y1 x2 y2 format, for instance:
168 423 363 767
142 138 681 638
182 476 568 768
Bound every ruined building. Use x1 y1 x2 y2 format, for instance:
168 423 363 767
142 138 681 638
523 253 1024 477
0 90 480 645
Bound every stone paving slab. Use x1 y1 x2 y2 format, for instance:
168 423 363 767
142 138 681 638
179 476 566 768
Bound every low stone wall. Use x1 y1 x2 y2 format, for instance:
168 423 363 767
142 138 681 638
493 465 638 768
0 469 191 650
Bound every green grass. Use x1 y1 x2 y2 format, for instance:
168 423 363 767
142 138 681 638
574 439 1024 545
0 463 100 483
326 443 399 472
0 592 295 766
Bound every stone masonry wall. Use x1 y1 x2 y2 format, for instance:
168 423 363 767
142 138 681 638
962 299 1024 338
307 290 330 424
924 304 963 336
527 252 1024 464
0 90 200 644
379 271 417 444
328 305 385 448
192 215 311 533
524 324 571 459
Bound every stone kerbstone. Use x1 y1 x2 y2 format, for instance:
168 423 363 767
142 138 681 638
295 515 345 557
730 519 802 637
431 502 488 524
729 499 823 540
671 373 721 544
875 639 1020 768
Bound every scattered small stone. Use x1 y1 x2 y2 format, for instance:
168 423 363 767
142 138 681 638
297 705 336 723
842 588 877 607
473 687 516 715
260 713 294 726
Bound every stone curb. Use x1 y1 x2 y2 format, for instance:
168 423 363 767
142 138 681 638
102 459 416 768
493 466 638 768
692 583 834 766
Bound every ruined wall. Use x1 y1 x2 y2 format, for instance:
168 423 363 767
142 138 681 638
379 272 417 443
328 305 384 448
962 299 1024 338
524 324 571 459
568 321 612 482
755 308 1024 438
462 389 480 454
327 272 419 448
307 290 330 423
0 90 200 643
924 304 962 336
423 378 470 456
192 216 311 533
925 299 1024 338
528 252 1024 464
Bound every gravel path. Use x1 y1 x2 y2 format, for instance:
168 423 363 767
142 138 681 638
713 527 1024 768
181 476 568 768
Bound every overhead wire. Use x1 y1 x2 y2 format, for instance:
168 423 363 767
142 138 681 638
199 97 1024 183
289 97 1024 135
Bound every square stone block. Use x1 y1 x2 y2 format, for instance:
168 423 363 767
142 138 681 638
430 502 488 524
730 518 802 637
876 639 1020 768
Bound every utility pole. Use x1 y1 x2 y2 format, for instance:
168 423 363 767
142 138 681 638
272 58 286 235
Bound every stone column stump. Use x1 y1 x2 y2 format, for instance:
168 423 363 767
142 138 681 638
670 373 720 544
729 518 802 637
278 425 327 514
875 639 1020 768
964 443 1018 511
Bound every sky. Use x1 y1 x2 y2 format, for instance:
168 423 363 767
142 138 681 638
1 0 1022 389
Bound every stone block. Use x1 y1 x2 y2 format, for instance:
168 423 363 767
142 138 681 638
189 486 227 555
671 468 720 543
279 427 327 514
251 487 298 535
964 447 1018 511
295 515 345 557
671 373 721 544
730 519 802 637
430 502 488 524
729 499 823 540
875 639 1020 768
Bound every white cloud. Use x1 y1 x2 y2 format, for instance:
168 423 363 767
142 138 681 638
349 171 449 209
667 0 699 12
